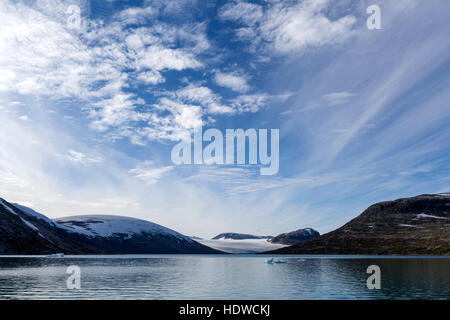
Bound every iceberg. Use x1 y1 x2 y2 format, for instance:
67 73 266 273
47 253 64 258
265 258 286 264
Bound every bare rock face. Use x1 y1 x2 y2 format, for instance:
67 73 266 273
267 194 450 255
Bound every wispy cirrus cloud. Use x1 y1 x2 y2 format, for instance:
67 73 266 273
218 1 263 26
114 6 157 25
129 162 174 185
302 91 356 111
63 150 103 165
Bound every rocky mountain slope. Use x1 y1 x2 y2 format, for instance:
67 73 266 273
0 198 101 254
269 228 320 245
267 194 450 255
0 197 221 254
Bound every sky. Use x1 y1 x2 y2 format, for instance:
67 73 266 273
0 0 449 238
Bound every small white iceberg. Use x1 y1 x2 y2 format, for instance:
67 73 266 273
47 253 64 258
265 258 286 264
274 259 286 264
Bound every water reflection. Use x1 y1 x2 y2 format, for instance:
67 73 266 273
0 256 448 299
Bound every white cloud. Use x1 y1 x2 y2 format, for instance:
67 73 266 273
172 84 234 114
231 93 269 113
321 92 356 103
18 115 31 121
64 150 102 164
115 6 157 26
88 94 146 132
156 97 204 129
129 162 173 184
0 0 276 149
214 71 250 93
0 0 206 145
218 1 263 26
135 45 202 71
137 70 165 85
219 0 357 54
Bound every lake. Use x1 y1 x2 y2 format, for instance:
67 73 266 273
0 255 449 299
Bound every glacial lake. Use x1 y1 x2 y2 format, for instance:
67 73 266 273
0 255 449 300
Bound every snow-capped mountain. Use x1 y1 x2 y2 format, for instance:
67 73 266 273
0 198 100 254
54 215 220 254
0 197 221 254
55 215 192 239
12 203 58 227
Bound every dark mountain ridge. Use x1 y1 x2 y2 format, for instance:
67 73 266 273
0 198 101 254
212 233 272 240
269 228 320 245
267 194 450 255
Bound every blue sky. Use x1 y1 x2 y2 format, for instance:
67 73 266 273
0 0 449 238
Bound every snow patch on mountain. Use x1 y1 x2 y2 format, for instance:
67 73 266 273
416 213 450 220
1 200 47 238
12 203 57 226
54 215 193 241
1 199 18 216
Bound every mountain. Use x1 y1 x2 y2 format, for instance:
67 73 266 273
269 228 320 245
0 197 222 254
55 215 220 254
267 194 450 255
212 233 272 240
0 198 101 254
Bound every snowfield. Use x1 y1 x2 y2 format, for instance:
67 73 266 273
54 215 192 241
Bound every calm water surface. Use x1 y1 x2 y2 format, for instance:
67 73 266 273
0 255 449 300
